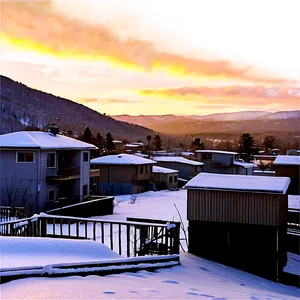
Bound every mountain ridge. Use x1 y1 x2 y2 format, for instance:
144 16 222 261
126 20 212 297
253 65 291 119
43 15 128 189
0 75 154 142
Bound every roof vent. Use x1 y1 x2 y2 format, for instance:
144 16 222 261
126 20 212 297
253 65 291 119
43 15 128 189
118 155 122 158
49 126 59 136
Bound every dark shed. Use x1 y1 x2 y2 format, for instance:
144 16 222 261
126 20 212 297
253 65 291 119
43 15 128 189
184 173 290 281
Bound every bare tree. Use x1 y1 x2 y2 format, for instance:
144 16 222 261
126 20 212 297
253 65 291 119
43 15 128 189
1 171 19 207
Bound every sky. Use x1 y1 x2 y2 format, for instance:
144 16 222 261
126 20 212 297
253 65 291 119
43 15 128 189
1 0 300 116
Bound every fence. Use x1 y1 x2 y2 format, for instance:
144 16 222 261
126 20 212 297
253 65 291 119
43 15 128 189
0 214 180 257
0 206 26 222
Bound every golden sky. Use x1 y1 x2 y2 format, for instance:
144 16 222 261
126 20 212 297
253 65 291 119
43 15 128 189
1 0 299 115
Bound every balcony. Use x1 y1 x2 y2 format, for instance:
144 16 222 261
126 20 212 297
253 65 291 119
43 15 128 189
46 166 80 181
90 169 100 177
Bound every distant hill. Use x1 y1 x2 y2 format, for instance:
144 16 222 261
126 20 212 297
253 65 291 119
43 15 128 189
113 110 300 135
0 75 154 142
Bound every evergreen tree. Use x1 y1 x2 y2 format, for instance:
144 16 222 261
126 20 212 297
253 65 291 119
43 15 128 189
104 132 116 155
191 137 204 151
238 133 258 162
96 132 104 150
152 134 162 151
80 127 94 144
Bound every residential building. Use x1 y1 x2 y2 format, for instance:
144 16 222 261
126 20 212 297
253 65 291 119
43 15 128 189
184 172 290 281
90 154 156 195
273 155 300 195
152 156 203 180
196 150 255 175
0 131 97 213
152 166 179 190
286 149 300 156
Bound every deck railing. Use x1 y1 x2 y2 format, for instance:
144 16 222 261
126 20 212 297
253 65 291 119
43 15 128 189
0 214 180 257
0 206 26 222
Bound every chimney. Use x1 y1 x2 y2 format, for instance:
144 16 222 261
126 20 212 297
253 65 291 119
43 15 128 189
49 126 59 136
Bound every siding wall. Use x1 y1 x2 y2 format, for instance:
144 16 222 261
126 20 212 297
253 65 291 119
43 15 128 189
187 189 288 226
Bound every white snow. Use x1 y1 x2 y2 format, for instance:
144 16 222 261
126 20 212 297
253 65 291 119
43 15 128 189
1 189 299 299
289 195 300 210
91 153 156 165
274 155 300 166
152 156 203 166
1 248 299 299
233 161 257 168
153 166 179 174
0 237 120 268
184 172 291 193
196 149 238 155
0 131 97 149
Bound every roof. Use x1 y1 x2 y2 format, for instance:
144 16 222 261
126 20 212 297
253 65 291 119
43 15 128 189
233 161 257 168
90 154 156 165
196 150 238 155
0 131 97 150
288 195 300 210
153 166 179 174
274 155 300 166
183 172 290 194
152 156 203 166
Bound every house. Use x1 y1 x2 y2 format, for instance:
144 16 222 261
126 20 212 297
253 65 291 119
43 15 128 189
125 143 144 154
112 140 123 152
273 155 300 195
286 149 300 156
151 156 203 180
196 150 256 175
90 154 156 195
0 130 98 213
184 172 290 281
152 166 179 190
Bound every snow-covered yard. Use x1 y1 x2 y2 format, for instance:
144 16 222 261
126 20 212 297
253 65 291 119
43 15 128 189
1 189 300 299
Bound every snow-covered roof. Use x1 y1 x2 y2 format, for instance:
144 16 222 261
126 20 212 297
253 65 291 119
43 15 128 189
196 150 238 155
184 172 290 194
91 154 156 165
126 144 139 148
288 195 300 210
233 161 257 168
152 156 203 166
274 155 300 166
181 152 194 156
113 140 123 144
0 131 97 150
153 166 179 174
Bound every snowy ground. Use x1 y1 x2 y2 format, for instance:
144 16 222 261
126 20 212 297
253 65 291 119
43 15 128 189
0 237 120 269
1 251 300 299
1 189 300 299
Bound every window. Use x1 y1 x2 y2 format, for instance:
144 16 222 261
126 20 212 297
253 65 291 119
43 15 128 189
48 190 56 201
139 166 143 174
174 176 178 183
202 153 212 160
83 184 88 196
169 176 173 183
47 153 56 168
83 152 89 163
17 152 34 163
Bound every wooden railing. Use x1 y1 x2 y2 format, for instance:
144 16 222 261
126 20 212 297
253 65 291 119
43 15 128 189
0 206 26 222
0 214 180 257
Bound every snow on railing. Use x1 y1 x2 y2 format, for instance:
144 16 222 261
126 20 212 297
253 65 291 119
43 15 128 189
0 214 181 257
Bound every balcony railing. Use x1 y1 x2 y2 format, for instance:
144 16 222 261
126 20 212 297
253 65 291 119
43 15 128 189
46 166 80 179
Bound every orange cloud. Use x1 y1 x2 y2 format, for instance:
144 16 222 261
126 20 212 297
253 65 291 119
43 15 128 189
0 1 293 84
139 86 300 101
78 98 137 104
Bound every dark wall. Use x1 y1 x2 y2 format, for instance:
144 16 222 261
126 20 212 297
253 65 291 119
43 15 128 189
188 221 287 281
